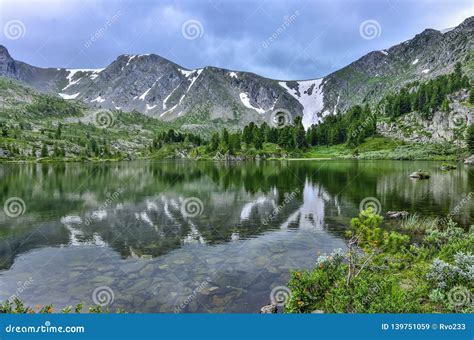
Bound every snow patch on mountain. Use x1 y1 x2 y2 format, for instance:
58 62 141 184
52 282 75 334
239 93 265 114
63 69 103 90
126 55 136 66
412 58 419 65
162 86 180 109
178 68 195 77
279 79 327 129
59 92 80 99
139 87 152 100
91 96 105 103
185 69 203 93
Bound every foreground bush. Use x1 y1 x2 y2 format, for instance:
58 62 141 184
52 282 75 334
286 209 473 313
0 298 124 314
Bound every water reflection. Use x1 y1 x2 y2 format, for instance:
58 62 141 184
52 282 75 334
0 160 472 312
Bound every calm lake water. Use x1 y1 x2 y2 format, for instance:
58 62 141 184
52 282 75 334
0 160 472 313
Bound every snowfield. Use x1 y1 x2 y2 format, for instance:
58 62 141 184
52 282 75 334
279 79 328 130
239 93 265 114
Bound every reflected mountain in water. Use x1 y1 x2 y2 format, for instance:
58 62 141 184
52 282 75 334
0 160 472 271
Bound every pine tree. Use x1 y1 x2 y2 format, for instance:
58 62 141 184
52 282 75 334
243 122 255 145
469 86 474 105
41 144 48 157
467 123 474 154
294 116 307 149
55 123 62 139
209 132 219 152
254 128 264 150
54 144 61 157
222 128 229 147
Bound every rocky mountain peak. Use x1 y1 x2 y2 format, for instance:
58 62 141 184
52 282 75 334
0 17 472 131
0 45 13 60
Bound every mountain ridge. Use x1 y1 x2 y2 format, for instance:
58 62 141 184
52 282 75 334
0 16 472 130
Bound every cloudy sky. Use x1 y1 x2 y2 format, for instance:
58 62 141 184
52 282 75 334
0 0 472 80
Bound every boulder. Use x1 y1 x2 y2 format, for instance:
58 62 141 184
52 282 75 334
386 211 409 219
260 304 277 314
464 155 474 165
409 170 430 179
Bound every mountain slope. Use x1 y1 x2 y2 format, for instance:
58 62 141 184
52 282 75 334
0 17 472 130
321 17 474 113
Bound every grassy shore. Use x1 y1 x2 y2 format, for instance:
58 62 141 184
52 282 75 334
285 211 473 313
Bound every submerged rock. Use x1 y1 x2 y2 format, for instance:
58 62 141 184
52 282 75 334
440 163 457 171
386 211 409 219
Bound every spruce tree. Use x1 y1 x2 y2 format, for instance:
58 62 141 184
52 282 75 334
41 144 48 157
294 116 307 149
254 128 264 150
209 132 220 152
469 86 474 105
467 123 474 154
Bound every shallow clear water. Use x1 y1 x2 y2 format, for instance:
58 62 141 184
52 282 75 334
0 160 472 312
